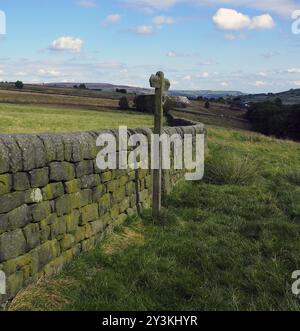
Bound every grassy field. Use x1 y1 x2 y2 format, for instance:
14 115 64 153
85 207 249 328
9 126 300 311
0 103 153 134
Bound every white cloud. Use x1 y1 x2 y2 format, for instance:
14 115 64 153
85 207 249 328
197 72 210 78
213 8 251 30
213 8 275 31
153 15 175 26
166 51 177 57
255 80 267 86
288 68 300 73
183 75 192 80
224 33 236 40
257 72 267 76
250 14 275 29
293 81 300 86
38 69 61 77
220 82 229 87
104 14 121 24
76 0 97 8
50 37 83 52
132 25 154 34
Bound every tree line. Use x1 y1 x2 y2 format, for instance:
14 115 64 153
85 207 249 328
246 100 300 141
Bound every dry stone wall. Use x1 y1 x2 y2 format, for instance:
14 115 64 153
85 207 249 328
0 122 204 304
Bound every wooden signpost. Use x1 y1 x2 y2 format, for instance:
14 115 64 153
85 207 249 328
149 71 170 222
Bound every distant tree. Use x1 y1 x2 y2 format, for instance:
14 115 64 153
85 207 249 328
73 85 78 89
119 96 130 110
79 83 87 89
197 96 204 101
15 80 24 89
205 100 210 109
275 97 282 106
217 97 225 103
116 88 127 94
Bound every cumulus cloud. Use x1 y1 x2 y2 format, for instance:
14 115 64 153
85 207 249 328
50 37 83 52
250 14 275 29
213 8 275 31
104 14 121 24
288 68 300 73
132 25 154 34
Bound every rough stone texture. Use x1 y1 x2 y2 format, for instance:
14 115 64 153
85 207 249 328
0 121 204 304
0 230 27 262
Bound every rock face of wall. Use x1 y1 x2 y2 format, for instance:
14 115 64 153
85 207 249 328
0 123 204 304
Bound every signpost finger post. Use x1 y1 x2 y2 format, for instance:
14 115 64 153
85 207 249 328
149 71 170 223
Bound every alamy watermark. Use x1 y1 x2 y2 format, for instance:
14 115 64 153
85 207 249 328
292 10 300 35
0 10 6 35
0 270 6 295
96 126 205 181
292 270 300 296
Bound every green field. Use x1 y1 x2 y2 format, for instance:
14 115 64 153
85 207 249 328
0 103 153 134
9 126 300 311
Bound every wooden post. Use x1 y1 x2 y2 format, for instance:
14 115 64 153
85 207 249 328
149 71 170 222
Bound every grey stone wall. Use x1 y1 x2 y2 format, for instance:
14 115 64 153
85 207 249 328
0 123 204 304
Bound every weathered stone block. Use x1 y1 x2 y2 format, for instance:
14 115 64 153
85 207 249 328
29 168 49 188
98 193 111 216
50 216 66 239
112 186 126 203
0 229 27 262
40 219 51 243
0 141 10 174
0 214 8 235
55 195 72 216
75 160 94 178
7 204 30 230
64 210 80 233
106 180 119 193
31 201 51 223
60 234 76 251
75 226 86 242
23 223 40 250
125 182 135 195
2 253 31 276
0 191 25 214
81 174 100 189
0 174 12 194
101 171 112 183
50 162 75 182
7 271 24 299
13 172 30 191
31 240 60 273
64 179 81 194
92 185 105 202
119 197 130 213
79 189 92 207
110 205 120 220
25 188 43 204
69 192 81 210
80 204 99 224
90 219 104 235
42 182 64 200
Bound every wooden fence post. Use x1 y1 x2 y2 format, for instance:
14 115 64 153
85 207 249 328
149 71 170 222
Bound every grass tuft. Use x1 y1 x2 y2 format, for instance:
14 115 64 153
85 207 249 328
205 152 260 185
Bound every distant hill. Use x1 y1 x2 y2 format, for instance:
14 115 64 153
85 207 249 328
241 88 300 105
168 90 245 99
44 83 244 99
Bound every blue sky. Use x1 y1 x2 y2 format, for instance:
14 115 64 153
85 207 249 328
0 0 300 93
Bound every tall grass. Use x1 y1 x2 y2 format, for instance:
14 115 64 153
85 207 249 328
205 152 260 185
